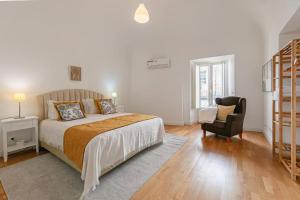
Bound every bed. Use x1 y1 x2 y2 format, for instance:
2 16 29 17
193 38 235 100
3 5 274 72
37 89 165 199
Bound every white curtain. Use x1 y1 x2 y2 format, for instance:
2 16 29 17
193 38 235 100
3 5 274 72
191 63 198 109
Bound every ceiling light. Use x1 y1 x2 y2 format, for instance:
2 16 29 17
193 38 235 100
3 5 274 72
134 4 150 24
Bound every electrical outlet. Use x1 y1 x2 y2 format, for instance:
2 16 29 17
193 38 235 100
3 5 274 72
7 137 16 146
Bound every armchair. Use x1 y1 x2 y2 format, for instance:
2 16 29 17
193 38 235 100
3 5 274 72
201 97 246 142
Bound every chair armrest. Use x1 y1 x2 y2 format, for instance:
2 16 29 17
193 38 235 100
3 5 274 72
226 113 243 123
225 113 244 136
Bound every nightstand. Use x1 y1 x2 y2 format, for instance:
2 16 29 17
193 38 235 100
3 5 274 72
1 116 39 162
116 105 125 113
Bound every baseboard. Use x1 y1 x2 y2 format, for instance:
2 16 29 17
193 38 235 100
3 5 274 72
164 121 185 126
243 127 263 133
262 126 272 145
184 121 198 125
263 132 272 145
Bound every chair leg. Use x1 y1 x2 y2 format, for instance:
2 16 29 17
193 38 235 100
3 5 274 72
203 129 206 138
226 137 232 143
239 133 243 140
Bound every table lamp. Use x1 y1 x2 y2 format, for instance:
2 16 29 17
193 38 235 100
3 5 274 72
14 93 26 119
112 92 118 105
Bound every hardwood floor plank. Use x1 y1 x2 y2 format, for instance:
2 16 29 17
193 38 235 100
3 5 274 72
0 148 47 168
262 176 274 194
132 125 300 200
0 181 7 200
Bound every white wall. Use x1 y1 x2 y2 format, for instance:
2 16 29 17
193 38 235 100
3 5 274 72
1 0 298 146
263 1 300 144
0 0 133 119
279 32 300 48
0 0 134 153
128 0 265 130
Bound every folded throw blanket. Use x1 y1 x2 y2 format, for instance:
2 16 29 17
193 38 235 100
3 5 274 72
198 107 218 123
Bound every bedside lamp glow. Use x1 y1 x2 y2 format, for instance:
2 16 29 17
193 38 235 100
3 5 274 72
112 92 118 105
14 93 26 119
112 92 118 98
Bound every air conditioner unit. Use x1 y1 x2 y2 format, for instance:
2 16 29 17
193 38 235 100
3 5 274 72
147 58 170 69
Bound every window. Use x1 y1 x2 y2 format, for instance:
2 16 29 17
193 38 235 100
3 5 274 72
195 62 226 107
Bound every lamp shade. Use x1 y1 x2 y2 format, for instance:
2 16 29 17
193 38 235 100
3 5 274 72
112 92 118 98
134 4 150 24
14 93 26 102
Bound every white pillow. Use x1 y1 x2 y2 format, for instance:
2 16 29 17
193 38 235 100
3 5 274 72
47 100 59 120
82 99 99 114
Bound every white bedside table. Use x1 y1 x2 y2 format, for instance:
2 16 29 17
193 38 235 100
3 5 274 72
1 116 39 162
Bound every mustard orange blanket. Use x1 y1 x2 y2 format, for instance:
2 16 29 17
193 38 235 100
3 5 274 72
64 114 157 169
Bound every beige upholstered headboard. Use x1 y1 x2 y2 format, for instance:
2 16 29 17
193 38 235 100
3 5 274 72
37 89 103 120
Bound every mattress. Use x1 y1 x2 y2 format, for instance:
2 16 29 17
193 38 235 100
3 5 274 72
40 113 165 199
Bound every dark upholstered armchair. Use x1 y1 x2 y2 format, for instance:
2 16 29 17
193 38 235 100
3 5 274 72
201 96 246 142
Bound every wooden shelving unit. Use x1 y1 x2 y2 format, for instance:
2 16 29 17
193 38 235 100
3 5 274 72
272 39 300 180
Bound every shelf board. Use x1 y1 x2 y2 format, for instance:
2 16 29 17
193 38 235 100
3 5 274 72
284 66 300 72
282 96 300 102
274 142 300 153
274 112 300 117
273 120 300 127
280 158 292 173
273 75 300 79
7 141 35 153
280 158 300 176
273 97 300 102
273 96 300 102
275 39 300 57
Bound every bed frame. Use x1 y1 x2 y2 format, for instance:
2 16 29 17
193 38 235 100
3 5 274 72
37 89 162 174
37 89 103 120
37 89 104 173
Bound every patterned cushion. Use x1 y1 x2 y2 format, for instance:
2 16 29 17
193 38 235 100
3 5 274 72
55 102 85 121
48 100 81 120
96 99 117 114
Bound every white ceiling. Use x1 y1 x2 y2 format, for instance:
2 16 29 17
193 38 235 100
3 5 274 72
281 7 300 34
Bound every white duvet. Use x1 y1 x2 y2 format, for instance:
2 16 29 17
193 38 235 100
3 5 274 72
40 113 165 199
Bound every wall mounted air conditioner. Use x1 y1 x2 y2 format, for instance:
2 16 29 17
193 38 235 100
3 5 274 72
147 58 170 69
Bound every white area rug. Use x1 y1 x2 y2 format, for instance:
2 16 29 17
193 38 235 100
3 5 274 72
0 134 186 200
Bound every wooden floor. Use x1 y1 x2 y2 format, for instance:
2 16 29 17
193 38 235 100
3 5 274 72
132 125 300 200
1 124 300 200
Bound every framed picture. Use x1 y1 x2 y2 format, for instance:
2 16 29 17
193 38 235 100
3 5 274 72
262 60 272 92
70 66 81 81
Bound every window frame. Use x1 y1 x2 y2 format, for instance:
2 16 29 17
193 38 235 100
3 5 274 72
196 61 227 108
